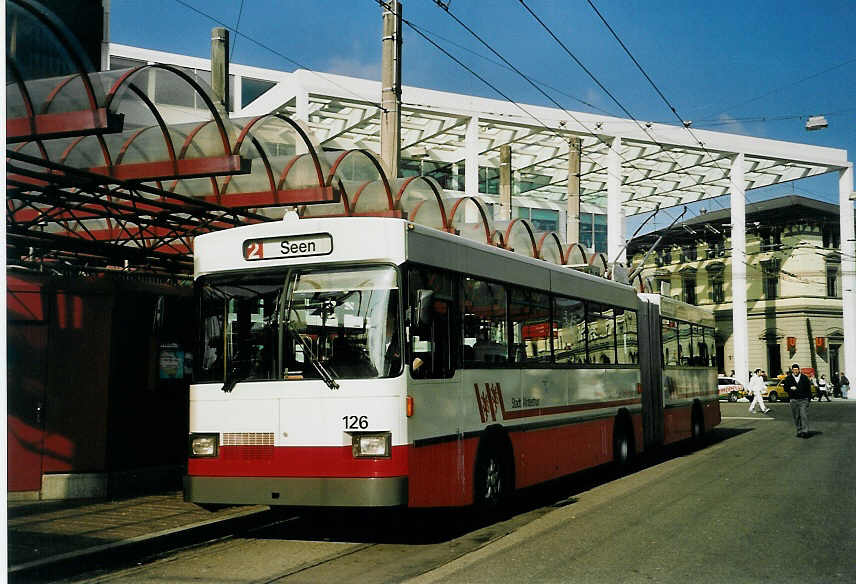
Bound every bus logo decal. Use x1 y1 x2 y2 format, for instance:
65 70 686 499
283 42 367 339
474 382 506 423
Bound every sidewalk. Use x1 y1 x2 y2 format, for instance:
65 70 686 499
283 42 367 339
8 491 267 576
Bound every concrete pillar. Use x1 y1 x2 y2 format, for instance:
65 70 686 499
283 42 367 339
210 27 230 114
498 145 512 221
607 136 624 264
380 1 402 180
100 0 110 71
730 153 749 386
465 116 479 198
840 165 856 396
567 137 581 244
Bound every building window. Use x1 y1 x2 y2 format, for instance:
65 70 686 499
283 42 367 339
708 269 725 304
822 225 840 248
593 213 608 253
478 166 500 195
517 207 559 232
681 244 697 262
579 212 593 250
681 270 697 305
759 227 782 251
241 77 276 108
761 259 779 299
706 238 725 259
827 262 841 297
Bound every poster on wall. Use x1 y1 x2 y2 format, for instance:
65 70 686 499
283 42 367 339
159 343 185 379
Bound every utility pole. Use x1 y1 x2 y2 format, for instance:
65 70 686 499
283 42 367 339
498 145 512 221
210 27 230 115
380 1 402 180
566 136 581 244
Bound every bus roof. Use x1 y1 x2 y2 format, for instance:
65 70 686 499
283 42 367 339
194 215 640 309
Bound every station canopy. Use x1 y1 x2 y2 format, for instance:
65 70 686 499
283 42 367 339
279 69 849 215
6 0 851 277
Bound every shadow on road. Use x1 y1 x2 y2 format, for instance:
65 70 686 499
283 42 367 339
251 425 755 546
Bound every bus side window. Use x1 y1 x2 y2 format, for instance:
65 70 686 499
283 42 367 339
408 266 456 379
463 277 509 366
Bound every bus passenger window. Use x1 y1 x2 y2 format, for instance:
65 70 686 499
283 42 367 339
553 296 585 364
463 278 508 366
407 266 456 378
616 308 638 364
679 321 692 365
587 303 616 365
509 287 551 363
661 318 679 366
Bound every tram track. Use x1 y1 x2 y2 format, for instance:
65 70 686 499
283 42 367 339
26 432 738 583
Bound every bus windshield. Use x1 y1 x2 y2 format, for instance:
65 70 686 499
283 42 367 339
196 266 400 385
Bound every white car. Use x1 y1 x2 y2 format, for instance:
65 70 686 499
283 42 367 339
717 376 746 402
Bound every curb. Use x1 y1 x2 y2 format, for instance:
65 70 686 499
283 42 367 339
9 505 267 576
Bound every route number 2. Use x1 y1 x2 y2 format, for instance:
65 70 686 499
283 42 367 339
343 415 368 429
245 241 262 260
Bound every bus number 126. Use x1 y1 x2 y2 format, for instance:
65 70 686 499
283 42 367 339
343 415 368 429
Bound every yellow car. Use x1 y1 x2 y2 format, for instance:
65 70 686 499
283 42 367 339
763 379 818 402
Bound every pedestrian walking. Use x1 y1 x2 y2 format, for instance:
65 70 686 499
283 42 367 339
840 372 850 400
781 363 812 438
748 368 771 414
831 372 841 398
816 374 831 402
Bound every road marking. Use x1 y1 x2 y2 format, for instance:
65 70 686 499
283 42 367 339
722 416 775 420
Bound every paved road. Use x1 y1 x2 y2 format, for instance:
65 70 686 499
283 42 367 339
56 400 856 584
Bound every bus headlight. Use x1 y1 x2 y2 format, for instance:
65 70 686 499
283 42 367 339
189 433 219 457
351 432 391 458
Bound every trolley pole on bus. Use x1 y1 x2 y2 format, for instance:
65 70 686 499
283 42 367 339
380 1 402 180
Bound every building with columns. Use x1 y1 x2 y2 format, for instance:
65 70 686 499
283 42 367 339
627 195 853 381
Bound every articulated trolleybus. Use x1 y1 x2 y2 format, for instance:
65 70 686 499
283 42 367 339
185 213 720 509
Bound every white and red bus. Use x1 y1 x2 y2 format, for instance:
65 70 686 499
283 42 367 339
185 214 720 509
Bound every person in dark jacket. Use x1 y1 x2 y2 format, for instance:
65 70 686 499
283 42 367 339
781 363 812 438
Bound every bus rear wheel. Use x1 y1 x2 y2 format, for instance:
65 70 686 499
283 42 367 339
613 416 635 471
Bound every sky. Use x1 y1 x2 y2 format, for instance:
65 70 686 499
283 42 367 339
110 0 855 232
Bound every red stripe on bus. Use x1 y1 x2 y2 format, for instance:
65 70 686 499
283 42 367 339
501 398 642 420
408 437 480 507
407 413 644 507
187 445 408 478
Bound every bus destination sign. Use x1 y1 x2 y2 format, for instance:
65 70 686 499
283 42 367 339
243 233 333 261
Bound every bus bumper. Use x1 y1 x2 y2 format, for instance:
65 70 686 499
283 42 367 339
183 475 408 507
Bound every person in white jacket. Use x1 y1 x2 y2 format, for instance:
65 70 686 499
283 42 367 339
748 368 771 414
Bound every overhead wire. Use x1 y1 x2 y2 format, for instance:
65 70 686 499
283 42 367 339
697 56 856 120
229 0 245 61
511 0 735 211
370 0 637 202
584 0 736 196
172 0 388 111
420 0 718 219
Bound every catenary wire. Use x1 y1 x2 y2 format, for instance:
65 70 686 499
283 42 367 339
172 0 389 111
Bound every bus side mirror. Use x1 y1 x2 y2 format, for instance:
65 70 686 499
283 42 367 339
415 290 434 326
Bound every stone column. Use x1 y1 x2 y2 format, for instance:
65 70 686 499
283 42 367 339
840 165 856 397
730 153 749 386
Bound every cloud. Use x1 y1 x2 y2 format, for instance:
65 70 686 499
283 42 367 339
716 113 750 136
324 56 381 81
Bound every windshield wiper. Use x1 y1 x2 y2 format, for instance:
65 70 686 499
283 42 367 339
287 322 339 390
281 270 339 390
222 364 243 393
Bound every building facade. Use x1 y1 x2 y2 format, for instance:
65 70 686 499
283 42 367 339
628 196 850 381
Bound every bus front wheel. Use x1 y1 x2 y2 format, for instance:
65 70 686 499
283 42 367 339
474 437 513 510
